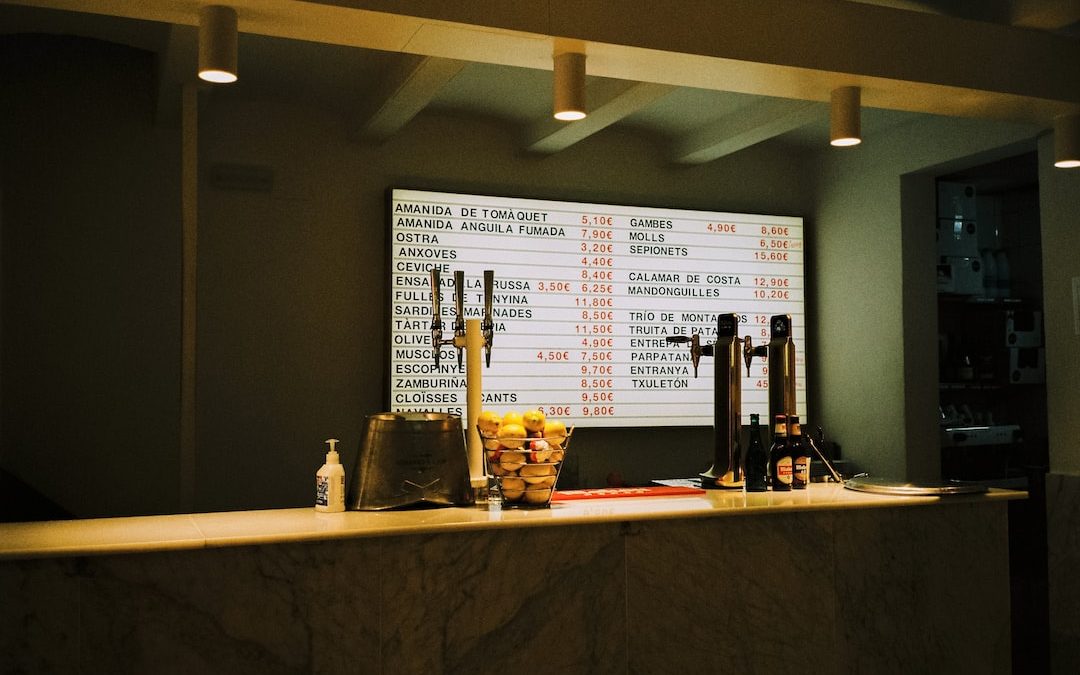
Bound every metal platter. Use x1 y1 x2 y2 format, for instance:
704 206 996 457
842 475 988 496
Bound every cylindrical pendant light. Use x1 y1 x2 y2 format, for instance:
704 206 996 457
830 86 862 147
199 5 238 84
553 51 586 121
1053 113 1080 168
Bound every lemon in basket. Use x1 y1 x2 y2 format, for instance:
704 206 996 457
543 419 567 446
497 422 527 449
522 409 546 434
478 410 501 438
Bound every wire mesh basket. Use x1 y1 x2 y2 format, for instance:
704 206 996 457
479 426 573 508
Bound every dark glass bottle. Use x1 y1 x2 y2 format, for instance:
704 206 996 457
744 414 768 492
768 414 792 491
790 415 809 490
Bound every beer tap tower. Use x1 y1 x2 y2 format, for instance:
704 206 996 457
742 314 797 428
429 268 495 494
666 313 746 488
667 313 799 489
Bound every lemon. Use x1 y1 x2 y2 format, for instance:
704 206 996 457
543 419 567 445
501 411 524 428
522 409 546 433
497 422 527 449
499 450 527 472
501 477 525 501
477 410 502 437
522 487 551 504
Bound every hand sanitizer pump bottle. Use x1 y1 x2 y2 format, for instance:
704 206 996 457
316 438 346 512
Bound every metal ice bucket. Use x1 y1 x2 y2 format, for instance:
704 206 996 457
349 412 475 510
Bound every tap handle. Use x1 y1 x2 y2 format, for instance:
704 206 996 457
667 336 692 374
742 336 767 376
666 334 705 376
690 333 702 376
453 271 465 369
429 268 443 367
482 270 494 328
429 268 443 328
482 270 495 366
453 271 465 333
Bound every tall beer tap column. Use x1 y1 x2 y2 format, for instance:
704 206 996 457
743 314 798 429
666 313 745 489
429 268 497 497
465 319 484 490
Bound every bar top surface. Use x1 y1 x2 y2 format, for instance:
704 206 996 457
0 482 1024 560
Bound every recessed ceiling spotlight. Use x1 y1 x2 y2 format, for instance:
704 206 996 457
830 86 862 147
1053 112 1080 168
198 5 238 84
553 51 586 121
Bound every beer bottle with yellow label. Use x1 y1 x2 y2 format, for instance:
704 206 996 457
790 415 810 490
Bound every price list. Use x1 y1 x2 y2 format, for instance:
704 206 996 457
389 189 807 427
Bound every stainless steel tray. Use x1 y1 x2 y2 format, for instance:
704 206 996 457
842 475 988 496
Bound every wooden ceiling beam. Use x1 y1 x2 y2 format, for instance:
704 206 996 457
671 98 823 164
353 55 466 143
525 80 675 154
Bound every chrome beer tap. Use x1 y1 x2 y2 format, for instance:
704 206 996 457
429 268 446 368
742 314 797 426
481 269 494 367
667 332 707 376
428 268 496 369
428 267 497 496
453 270 466 370
666 313 745 489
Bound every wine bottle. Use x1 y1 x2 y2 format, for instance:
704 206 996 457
745 414 768 492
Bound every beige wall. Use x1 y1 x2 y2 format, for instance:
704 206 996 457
1037 134 1080 476
810 114 1037 480
1039 127 1080 665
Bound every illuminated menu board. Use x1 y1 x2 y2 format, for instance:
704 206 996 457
388 188 806 427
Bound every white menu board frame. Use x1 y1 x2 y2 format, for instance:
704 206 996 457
387 188 807 428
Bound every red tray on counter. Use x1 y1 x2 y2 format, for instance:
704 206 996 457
550 485 706 501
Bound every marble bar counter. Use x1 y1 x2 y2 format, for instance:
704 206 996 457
2 484 1023 674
